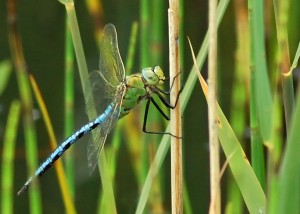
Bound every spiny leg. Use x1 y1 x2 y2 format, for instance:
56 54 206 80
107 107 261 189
153 85 182 109
156 71 182 95
152 71 183 110
150 97 169 120
142 98 179 138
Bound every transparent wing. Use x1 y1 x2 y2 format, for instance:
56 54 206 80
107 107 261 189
87 87 125 174
85 23 125 115
99 23 125 86
85 70 117 117
87 127 102 174
84 23 126 174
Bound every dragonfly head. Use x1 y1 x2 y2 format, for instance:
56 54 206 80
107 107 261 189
142 66 165 86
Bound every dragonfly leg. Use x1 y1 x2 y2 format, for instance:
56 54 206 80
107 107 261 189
150 97 170 120
168 71 182 93
156 71 182 95
142 98 180 138
153 85 182 109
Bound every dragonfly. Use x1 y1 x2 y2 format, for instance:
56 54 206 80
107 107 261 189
18 23 181 195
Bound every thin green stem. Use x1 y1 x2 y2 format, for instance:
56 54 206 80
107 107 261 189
64 21 75 198
1 101 21 214
61 1 116 212
7 0 41 212
273 0 294 134
248 0 266 190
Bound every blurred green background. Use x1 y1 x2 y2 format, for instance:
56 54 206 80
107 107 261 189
0 0 299 213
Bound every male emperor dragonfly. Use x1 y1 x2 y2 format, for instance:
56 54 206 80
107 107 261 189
18 24 181 195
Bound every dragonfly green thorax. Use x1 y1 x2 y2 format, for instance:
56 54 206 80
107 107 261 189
120 66 166 118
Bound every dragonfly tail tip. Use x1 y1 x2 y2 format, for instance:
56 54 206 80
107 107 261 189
17 185 28 196
17 177 33 196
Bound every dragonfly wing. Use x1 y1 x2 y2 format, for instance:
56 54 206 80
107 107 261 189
86 23 125 119
85 23 127 174
87 127 103 175
99 23 125 85
85 70 117 117
87 85 126 174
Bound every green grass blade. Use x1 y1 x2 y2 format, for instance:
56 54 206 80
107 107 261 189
183 181 193 214
189 41 266 213
273 0 294 133
290 42 300 72
140 1 155 199
0 59 12 96
1 100 21 214
248 0 266 189
226 2 249 212
151 0 165 65
281 74 294 131
135 129 171 214
249 0 272 142
267 94 283 214
140 0 150 67
97 124 122 214
277 49 300 214
63 2 90 99
125 22 138 74
278 89 300 213
64 20 75 199
250 76 266 191
217 101 266 213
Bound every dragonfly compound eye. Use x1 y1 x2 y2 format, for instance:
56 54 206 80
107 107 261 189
153 66 165 85
142 67 161 85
